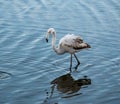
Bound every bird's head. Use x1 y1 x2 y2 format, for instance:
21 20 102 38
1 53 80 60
45 28 56 42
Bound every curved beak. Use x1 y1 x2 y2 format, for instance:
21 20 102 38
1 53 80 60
46 38 48 42
86 43 91 48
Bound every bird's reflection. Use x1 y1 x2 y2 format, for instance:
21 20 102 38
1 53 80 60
50 73 91 98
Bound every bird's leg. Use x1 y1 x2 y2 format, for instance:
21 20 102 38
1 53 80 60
50 84 56 98
74 54 80 70
70 54 72 72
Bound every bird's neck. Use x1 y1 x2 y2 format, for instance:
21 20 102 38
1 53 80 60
52 34 56 51
52 34 64 54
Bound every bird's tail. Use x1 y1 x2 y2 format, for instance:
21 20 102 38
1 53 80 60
73 43 91 50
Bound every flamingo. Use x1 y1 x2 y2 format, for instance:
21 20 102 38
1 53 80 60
45 28 91 72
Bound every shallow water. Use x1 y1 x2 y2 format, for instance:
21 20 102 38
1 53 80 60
0 0 120 104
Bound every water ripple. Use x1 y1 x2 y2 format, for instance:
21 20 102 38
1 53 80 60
0 0 120 104
0 71 12 80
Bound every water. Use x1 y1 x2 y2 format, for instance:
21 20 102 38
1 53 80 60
0 0 120 104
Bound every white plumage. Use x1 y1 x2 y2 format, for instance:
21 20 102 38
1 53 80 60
45 28 91 72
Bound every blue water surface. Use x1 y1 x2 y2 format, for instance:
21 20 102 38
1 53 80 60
0 0 120 104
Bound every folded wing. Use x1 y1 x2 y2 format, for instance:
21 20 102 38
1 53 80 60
59 34 90 51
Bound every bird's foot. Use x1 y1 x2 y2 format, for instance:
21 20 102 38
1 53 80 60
74 66 78 70
74 66 78 72
74 62 80 71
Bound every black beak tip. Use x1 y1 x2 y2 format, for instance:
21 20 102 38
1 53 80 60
46 38 48 42
87 44 91 48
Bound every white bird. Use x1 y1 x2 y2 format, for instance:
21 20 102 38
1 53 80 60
45 28 91 72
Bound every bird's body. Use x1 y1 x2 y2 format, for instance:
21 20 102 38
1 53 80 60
58 34 89 54
45 28 91 72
